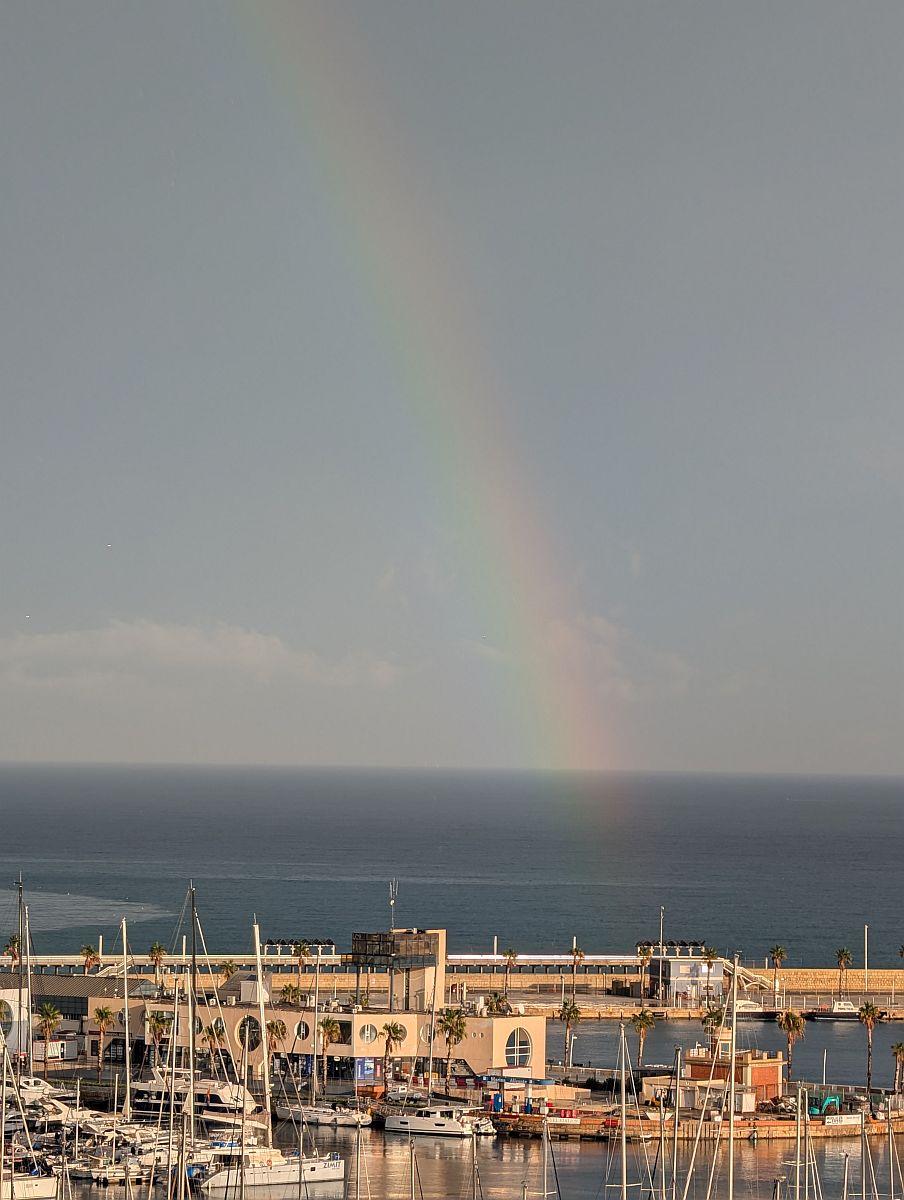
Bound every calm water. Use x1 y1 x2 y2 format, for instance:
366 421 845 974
0 764 899 964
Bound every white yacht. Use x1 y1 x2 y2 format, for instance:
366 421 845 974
273 1100 371 1127
383 1105 494 1138
130 1066 263 1129
200 1148 345 1193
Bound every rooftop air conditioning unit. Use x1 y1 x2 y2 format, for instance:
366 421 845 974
226 996 236 1006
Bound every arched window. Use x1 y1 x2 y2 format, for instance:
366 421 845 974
505 1027 532 1067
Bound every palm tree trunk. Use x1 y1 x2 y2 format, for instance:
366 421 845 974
638 1031 645 1067
867 1034 873 1093
787 1036 793 1079
43 1033 49 1079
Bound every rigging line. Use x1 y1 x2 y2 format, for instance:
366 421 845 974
681 1001 731 1200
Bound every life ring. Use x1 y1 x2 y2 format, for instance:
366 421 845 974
266 1159 272 1169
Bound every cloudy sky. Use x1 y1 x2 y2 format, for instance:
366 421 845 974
2 3 902 773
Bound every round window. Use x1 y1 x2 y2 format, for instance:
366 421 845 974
0 1000 11 1039
394 1024 408 1041
295 1020 311 1040
505 1027 532 1067
360 1024 378 1044
419 1024 432 1044
237 1016 262 1051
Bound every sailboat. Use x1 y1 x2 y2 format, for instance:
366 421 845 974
1 1043 58 1200
200 922 345 1194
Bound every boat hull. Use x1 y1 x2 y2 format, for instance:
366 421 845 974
202 1156 345 1191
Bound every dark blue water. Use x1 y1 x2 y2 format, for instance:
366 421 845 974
0 764 899 969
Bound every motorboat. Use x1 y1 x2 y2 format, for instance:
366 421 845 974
383 1105 493 1138
273 1100 371 1127
130 1066 264 1129
200 1149 345 1192
803 999 864 1021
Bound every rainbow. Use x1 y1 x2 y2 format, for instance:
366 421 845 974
233 7 617 770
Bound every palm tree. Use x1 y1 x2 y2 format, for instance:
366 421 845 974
637 944 653 1000
776 1010 806 1080
486 992 511 1015
702 1001 725 1036
219 960 237 986
503 948 518 998
266 1018 287 1076
859 1001 882 1093
888 1041 902 1099
148 942 167 988
835 948 852 998
36 1002 62 1079
93 1005 115 1083
436 1007 467 1084
630 1009 656 1067
701 947 719 999
81 944 100 975
570 946 585 1004
558 1000 580 1067
280 983 301 1007
292 940 311 994
316 1016 340 1090
769 945 787 998
380 1021 406 1094
147 1011 171 1068
891 1043 904 1094
202 1022 229 1075
4 934 20 965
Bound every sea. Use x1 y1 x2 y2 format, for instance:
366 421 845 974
4 764 904 1197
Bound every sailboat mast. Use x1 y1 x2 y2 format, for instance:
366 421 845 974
311 948 320 1102
188 883 197 1147
727 954 739 1200
122 918 131 1120
252 920 272 1148
16 876 23 1079
620 1022 628 1200
23 903 33 1075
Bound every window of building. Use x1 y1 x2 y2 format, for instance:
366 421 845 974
505 1027 532 1067
360 1024 378 1044
237 1016 261 1051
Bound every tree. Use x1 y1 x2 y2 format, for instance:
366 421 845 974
4 935 20 965
859 1002 882 1093
558 1000 580 1067
202 1022 229 1075
93 1006 115 1083
292 940 311 995
630 1009 656 1067
280 983 301 1007
36 1003 62 1079
835 948 852 998
702 1001 725 1036
147 1012 171 1068
380 1021 406 1093
637 944 653 1000
266 1018 287 1075
776 1010 805 1080
701 947 719 999
891 1043 904 1094
219 960 237 986
769 945 787 998
570 946 585 1004
317 1017 340 1091
486 993 511 1015
148 942 167 988
436 1007 467 1084
81 944 100 975
503 948 518 998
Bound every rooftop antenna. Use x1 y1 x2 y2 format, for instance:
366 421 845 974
389 879 398 933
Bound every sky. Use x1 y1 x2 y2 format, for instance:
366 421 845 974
1 2 902 774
